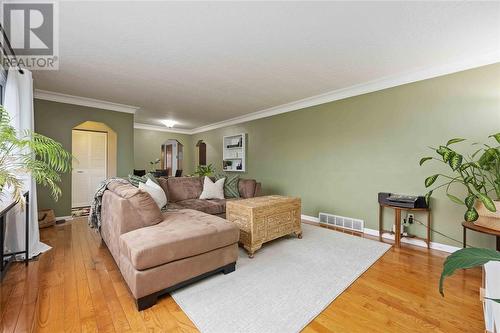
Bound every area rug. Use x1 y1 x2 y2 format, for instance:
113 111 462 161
171 223 391 333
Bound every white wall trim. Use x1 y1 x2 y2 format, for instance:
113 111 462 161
301 214 461 253
134 122 192 135
189 52 500 134
363 227 461 253
301 214 320 223
34 89 141 114
55 215 73 222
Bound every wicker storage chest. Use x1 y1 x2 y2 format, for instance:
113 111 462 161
226 195 302 257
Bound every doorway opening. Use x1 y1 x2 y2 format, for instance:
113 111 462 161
161 139 183 177
196 140 207 166
71 129 107 208
71 121 117 214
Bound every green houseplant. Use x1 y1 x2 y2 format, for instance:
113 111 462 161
419 133 500 303
149 158 160 172
420 133 499 222
194 163 215 177
0 106 72 203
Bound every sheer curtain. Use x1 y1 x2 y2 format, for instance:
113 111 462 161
4 69 50 259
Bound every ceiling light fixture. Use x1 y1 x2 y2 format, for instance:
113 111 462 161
162 120 177 128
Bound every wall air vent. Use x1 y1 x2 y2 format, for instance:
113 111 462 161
318 212 364 232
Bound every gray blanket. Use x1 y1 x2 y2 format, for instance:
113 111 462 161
88 177 129 230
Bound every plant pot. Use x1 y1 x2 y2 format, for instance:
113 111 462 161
474 200 500 231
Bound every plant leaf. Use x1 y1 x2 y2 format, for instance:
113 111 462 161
489 133 500 144
437 146 455 163
464 194 476 209
446 194 464 206
478 148 497 168
477 193 497 212
425 175 439 188
425 190 433 205
446 138 466 146
437 146 450 156
485 298 500 304
419 157 432 166
471 148 483 159
443 151 455 163
464 208 479 222
449 154 462 171
440 248 500 296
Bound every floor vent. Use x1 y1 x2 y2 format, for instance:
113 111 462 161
318 212 364 232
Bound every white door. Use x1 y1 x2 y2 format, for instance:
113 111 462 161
72 130 107 208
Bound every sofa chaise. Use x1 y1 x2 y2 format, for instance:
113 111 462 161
101 181 240 310
100 176 261 310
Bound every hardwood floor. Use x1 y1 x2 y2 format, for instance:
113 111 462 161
0 218 484 333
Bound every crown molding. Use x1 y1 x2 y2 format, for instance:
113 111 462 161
34 89 140 114
134 122 193 135
35 52 499 134
190 51 500 134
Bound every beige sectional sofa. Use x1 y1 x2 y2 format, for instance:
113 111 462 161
100 176 261 310
157 176 261 218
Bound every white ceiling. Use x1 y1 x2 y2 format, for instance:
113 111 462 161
33 1 500 130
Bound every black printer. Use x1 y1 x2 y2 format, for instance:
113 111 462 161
378 192 428 209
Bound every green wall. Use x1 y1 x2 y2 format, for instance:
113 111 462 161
192 64 500 248
134 128 194 175
34 99 134 216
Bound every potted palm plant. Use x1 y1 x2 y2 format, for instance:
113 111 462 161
419 133 500 303
0 106 72 203
194 163 215 177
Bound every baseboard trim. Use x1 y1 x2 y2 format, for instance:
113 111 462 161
301 214 460 253
301 214 319 223
56 216 73 222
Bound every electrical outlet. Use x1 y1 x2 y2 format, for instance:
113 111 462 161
407 213 414 224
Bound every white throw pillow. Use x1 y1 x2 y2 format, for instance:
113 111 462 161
139 179 167 209
199 176 225 200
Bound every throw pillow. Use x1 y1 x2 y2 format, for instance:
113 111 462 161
128 174 146 187
128 172 159 187
215 173 240 198
144 172 160 185
139 179 167 209
199 176 225 200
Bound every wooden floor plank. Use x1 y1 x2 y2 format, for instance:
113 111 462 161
0 218 485 332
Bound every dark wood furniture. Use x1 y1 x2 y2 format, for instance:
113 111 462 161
0 192 29 280
462 221 500 251
379 204 431 248
154 169 168 177
133 169 146 176
137 262 235 310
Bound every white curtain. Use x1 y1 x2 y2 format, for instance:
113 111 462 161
4 68 50 259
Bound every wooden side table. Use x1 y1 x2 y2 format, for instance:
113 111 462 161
462 221 500 251
379 204 431 248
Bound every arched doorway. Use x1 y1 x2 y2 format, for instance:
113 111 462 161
161 139 183 177
71 121 117 208
196 140 207 166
